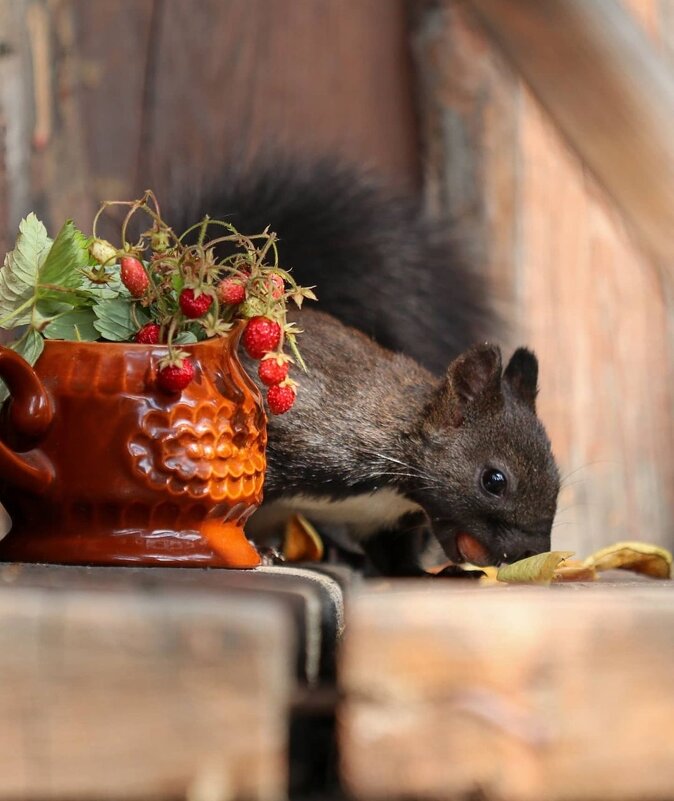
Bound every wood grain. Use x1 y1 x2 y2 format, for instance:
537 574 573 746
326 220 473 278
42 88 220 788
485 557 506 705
340 582 674 801
140 0 421 205
0 0 420 242
0 574 294 800
465 0 674 285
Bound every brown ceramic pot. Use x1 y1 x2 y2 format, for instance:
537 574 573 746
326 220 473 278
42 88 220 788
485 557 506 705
0 325 267 567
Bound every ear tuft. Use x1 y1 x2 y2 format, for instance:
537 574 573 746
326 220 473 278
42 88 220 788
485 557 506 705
504 347 538 410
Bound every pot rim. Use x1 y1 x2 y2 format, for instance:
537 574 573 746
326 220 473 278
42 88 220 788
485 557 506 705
39 320 245 351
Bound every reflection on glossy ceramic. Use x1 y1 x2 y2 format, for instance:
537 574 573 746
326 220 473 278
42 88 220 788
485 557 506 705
0 326 266 567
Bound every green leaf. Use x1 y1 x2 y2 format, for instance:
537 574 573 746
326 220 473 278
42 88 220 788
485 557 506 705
80 272 125 300
0 328 44 403
40 219 90 288
0 214 52 328
36 296 77 319
496 551 575 585
0 217 92 333
93 298 137 341
44 308 98 341
174 330 198 345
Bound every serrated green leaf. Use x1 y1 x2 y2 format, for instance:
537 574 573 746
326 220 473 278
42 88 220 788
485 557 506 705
0 216 92 335
44 308 98 341
74 229 98 267
93 298 137 341
496 551 574 585
78 270 128 300
38 286 95 307
174 331 198 345
40 220 90 288
0 214 52 328
0 328 44 403
36 296 76 319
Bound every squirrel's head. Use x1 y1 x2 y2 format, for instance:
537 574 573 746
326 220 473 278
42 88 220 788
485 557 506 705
413 344 560 567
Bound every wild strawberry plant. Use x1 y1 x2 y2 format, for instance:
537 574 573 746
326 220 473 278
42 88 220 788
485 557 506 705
0 191 315 412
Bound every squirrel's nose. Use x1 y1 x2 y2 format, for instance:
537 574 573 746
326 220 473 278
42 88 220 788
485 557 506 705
502 529 550 563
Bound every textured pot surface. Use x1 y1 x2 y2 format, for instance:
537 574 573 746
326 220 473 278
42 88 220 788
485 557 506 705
0 329 266 566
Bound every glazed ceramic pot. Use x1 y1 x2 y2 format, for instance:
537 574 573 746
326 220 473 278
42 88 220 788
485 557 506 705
0 325 266 567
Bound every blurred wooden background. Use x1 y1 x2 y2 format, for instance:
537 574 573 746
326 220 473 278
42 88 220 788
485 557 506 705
0 0 671 555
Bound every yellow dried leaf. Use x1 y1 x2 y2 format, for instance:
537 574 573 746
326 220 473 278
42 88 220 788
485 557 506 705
283 514 324 562
496 551 575 585
553 564 597 583
583 541 672 579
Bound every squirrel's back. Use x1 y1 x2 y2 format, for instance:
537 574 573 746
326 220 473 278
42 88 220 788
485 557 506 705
170 157 494 374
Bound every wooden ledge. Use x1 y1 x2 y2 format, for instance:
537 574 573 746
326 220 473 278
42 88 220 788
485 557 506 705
0 567 295 801
340 580 674 801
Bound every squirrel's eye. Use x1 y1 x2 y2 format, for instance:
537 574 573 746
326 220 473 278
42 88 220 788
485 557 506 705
481 468 507 497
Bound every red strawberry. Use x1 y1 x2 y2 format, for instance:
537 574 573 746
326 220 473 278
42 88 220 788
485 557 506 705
242 316 281 359
120 256 149 298
267 383 296 414
258 355 289 386
268 273 285 300
179 288 213 318
157 359 195 393
134 323 161 344
218 278 246 305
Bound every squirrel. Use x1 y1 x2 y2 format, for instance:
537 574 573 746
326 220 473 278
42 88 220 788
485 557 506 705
171 158 560 574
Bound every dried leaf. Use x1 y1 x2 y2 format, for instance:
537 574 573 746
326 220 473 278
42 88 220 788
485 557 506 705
497 551 574 585
583 541 672 579
553 564 598 582
283 514 324 562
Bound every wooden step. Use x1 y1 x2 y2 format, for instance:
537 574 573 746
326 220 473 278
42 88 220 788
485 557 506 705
0 563 300 801
340 579 674 801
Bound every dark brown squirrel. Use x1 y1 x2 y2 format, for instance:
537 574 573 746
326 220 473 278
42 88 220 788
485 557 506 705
244 309 559 574
172 158 560 573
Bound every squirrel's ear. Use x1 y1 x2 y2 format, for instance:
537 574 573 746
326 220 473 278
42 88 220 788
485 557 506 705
504 348 538 411
441 344 503 426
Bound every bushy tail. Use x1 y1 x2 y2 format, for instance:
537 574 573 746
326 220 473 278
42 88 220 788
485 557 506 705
168 157 495 374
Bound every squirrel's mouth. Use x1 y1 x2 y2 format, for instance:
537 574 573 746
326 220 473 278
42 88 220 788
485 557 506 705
436 525 497 567
455 531 492 566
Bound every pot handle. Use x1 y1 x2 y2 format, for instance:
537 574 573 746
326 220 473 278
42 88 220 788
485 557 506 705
0 346 54 493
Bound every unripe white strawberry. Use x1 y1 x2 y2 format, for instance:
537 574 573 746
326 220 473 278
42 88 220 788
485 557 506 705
90 238 117 265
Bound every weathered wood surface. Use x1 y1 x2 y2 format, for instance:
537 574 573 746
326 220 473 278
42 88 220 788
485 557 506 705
464 0 674 284
412 1 674 556
340 581 674 801
0 0 420 248
0 564 296 800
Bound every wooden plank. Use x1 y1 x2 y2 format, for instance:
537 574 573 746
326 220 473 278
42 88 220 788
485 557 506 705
0 562 348 684
411 1 674 556
140 0 421 205
0 0 36 238
69 0 155 215
340 581 674 801
0 570 294 800
464 0 674 284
